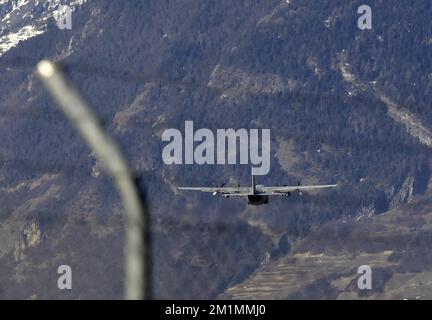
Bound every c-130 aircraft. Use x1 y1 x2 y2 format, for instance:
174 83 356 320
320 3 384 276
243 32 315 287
179 169 337 206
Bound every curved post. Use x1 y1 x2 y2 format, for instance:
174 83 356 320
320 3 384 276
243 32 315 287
36 60 147 300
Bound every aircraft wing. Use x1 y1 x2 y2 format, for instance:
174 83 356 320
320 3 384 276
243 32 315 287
262 184 337 194
178 187 251 195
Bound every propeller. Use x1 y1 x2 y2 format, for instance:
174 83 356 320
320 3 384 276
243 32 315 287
213 183 226 195
296 181 303 196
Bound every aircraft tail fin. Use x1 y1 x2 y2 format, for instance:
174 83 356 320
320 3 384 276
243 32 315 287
251 168 256 194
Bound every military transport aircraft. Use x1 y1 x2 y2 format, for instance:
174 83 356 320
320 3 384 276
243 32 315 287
178 171 337 206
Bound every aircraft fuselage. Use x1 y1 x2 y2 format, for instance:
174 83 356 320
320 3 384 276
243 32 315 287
247 194 269 205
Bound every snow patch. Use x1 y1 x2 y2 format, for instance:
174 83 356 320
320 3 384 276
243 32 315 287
0 0 87 57
0 24 43 55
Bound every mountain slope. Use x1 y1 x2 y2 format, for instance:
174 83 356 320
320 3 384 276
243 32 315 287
0 0 432 299
222 192 432 299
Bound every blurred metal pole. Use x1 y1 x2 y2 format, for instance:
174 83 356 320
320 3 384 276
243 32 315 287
36 60 147 300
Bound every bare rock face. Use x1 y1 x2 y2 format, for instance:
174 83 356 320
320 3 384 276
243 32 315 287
208 64 296 103
381 95 432 148
389 176 415 210
14 221 42 261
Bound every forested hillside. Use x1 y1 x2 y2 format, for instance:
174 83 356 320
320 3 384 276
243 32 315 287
0 0 432 298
